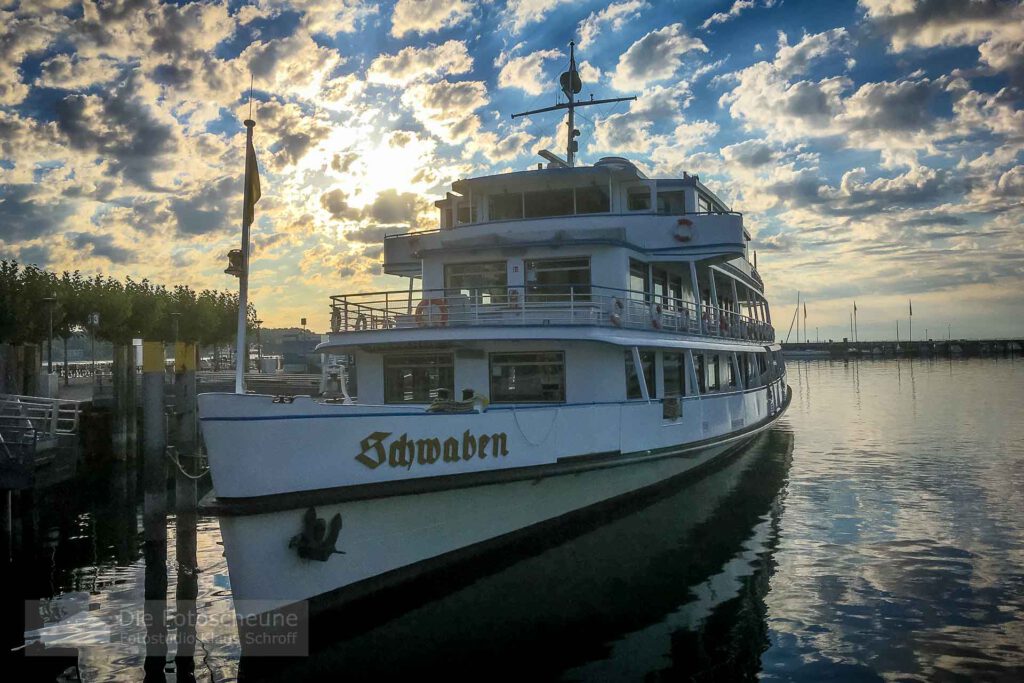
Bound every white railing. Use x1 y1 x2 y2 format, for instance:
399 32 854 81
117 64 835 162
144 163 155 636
329 285 774 343
0 393 84 457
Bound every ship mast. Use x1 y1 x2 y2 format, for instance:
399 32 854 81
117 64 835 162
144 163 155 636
511 41 636 167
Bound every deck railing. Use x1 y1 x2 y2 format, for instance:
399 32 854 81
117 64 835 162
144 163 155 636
329 285 774 343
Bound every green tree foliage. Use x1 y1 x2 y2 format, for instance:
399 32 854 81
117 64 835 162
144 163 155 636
0 260 256 345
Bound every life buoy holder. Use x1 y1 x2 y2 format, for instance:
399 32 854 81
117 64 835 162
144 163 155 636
415 298 448 327
650 302 663 329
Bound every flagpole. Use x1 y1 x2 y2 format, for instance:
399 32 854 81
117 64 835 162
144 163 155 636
235 118 256 395
909 299 913 345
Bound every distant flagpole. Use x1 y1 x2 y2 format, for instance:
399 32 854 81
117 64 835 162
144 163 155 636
234 113 261 395
853 301 858 343
803 301 807 344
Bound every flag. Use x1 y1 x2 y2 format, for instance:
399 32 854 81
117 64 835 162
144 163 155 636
242 132 261 228
909 299 913 316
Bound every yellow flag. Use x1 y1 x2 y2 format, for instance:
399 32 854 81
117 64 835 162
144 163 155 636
243 134 261 227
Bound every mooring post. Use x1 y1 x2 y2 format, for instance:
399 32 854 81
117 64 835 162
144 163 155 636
141 342 166 546
174 342 197 455
111 343 127 460
127 341 139 461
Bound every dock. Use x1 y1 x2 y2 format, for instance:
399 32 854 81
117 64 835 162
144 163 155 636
781 339 1023 358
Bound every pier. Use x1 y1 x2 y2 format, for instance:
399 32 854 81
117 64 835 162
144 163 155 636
781 338 1023 358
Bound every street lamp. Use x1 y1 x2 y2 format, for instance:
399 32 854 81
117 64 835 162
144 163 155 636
88 312 100 381
41 293 56 374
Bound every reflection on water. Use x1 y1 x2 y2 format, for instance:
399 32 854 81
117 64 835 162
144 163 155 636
11 358 1024 680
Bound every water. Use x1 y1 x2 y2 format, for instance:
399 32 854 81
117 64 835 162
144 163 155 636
10 357 1024 680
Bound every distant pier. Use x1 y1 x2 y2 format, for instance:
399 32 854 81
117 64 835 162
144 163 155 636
781 339 1023 358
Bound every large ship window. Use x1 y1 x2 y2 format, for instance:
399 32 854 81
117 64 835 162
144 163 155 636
625 350 655 399
697 193 712 213
657 191 685 215
456 203 476 224
629 259 649 301
524 188 574 218
694 353 706 393
663 352 686 397
490 352 565 403
445 262 507 304
575 185 610 214
526 257 590 301
627 186 651 211
384 353 454 404
706 353 721 392
490 193 524 220
725 354 738 389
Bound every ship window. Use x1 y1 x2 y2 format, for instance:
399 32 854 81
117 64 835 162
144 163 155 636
657 191 685 215
725 354 737 388
652 267 669 304
490 193 524 220
697 193 712 213
490 352 565 403
525 188 574 218
694 353 706 393
576 185 610 214
706 353 721 392
625 350 655 399
384 353 454 404
445 262 507 304
663 352 686 397
629 259 649 300
627 186 651 211
525 257 590 301
456 203 476 224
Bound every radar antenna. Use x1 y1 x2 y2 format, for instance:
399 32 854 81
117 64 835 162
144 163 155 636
511 41 637 168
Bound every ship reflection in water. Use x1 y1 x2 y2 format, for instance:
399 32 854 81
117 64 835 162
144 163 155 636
244 429 795 681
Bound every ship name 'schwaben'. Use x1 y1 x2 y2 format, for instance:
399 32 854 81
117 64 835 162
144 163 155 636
355 431 509 470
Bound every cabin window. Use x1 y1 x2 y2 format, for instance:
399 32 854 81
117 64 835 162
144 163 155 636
627 186 651 211
652 267 669 304
490 193 524 221
697 193 712 213
625 350 655 399
657 191 685 215
702 353 720 392
629 259 649 301
525 257 590 301
384 353 454 404
524 188 574 218
575 185 610 214
490 352 565 403
445 262 507 304
694 353 706 393
663 352 686 397
456 203 477 224
725 354 738 389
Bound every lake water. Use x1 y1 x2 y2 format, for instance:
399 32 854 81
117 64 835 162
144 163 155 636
11 357 1024 681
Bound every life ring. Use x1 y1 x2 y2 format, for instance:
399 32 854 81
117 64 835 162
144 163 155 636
415 298 448 327
650 302 663 329
610 297 624 327
674 218 694 242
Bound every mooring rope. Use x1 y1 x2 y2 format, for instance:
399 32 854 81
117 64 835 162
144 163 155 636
165 448 210 480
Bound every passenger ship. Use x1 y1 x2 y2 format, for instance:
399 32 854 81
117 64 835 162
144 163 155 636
198 48 790 619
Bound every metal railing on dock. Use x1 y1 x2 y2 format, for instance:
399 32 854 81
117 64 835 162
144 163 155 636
0 393 84 460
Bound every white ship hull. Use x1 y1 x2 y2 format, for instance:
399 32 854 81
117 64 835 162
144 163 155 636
198 381 790 618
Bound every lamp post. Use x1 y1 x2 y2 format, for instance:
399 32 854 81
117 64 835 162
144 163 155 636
255 319 263 372
42 293 56 374
88 312 100 381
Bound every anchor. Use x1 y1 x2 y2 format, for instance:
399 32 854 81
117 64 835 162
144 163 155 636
288 507 345 561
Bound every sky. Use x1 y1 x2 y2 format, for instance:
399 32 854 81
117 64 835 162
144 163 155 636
0 0 1022 341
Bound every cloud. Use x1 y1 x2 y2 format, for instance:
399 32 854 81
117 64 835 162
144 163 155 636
860 0 1024 75
503 0 575 34
241 30 343 100
367 40 473 86
0 184 75 241
391 0 473 37
578 1 649 50
721 139 778 167
610 23 708 91
249 99 331 169
498 49 563 95
774 28 851 77
401 79 488 144
701 0 755 30
35 54 122 89
66 231 136 263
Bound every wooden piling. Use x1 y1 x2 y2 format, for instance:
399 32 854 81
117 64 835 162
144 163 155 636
111 343 127 460
141 342 166 546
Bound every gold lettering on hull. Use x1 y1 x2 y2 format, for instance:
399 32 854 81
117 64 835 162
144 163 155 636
355 431 509 470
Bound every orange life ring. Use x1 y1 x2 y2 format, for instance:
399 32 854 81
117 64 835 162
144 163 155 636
415 298 448 327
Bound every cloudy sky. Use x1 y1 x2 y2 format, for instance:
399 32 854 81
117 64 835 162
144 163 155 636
1 0 1022 340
